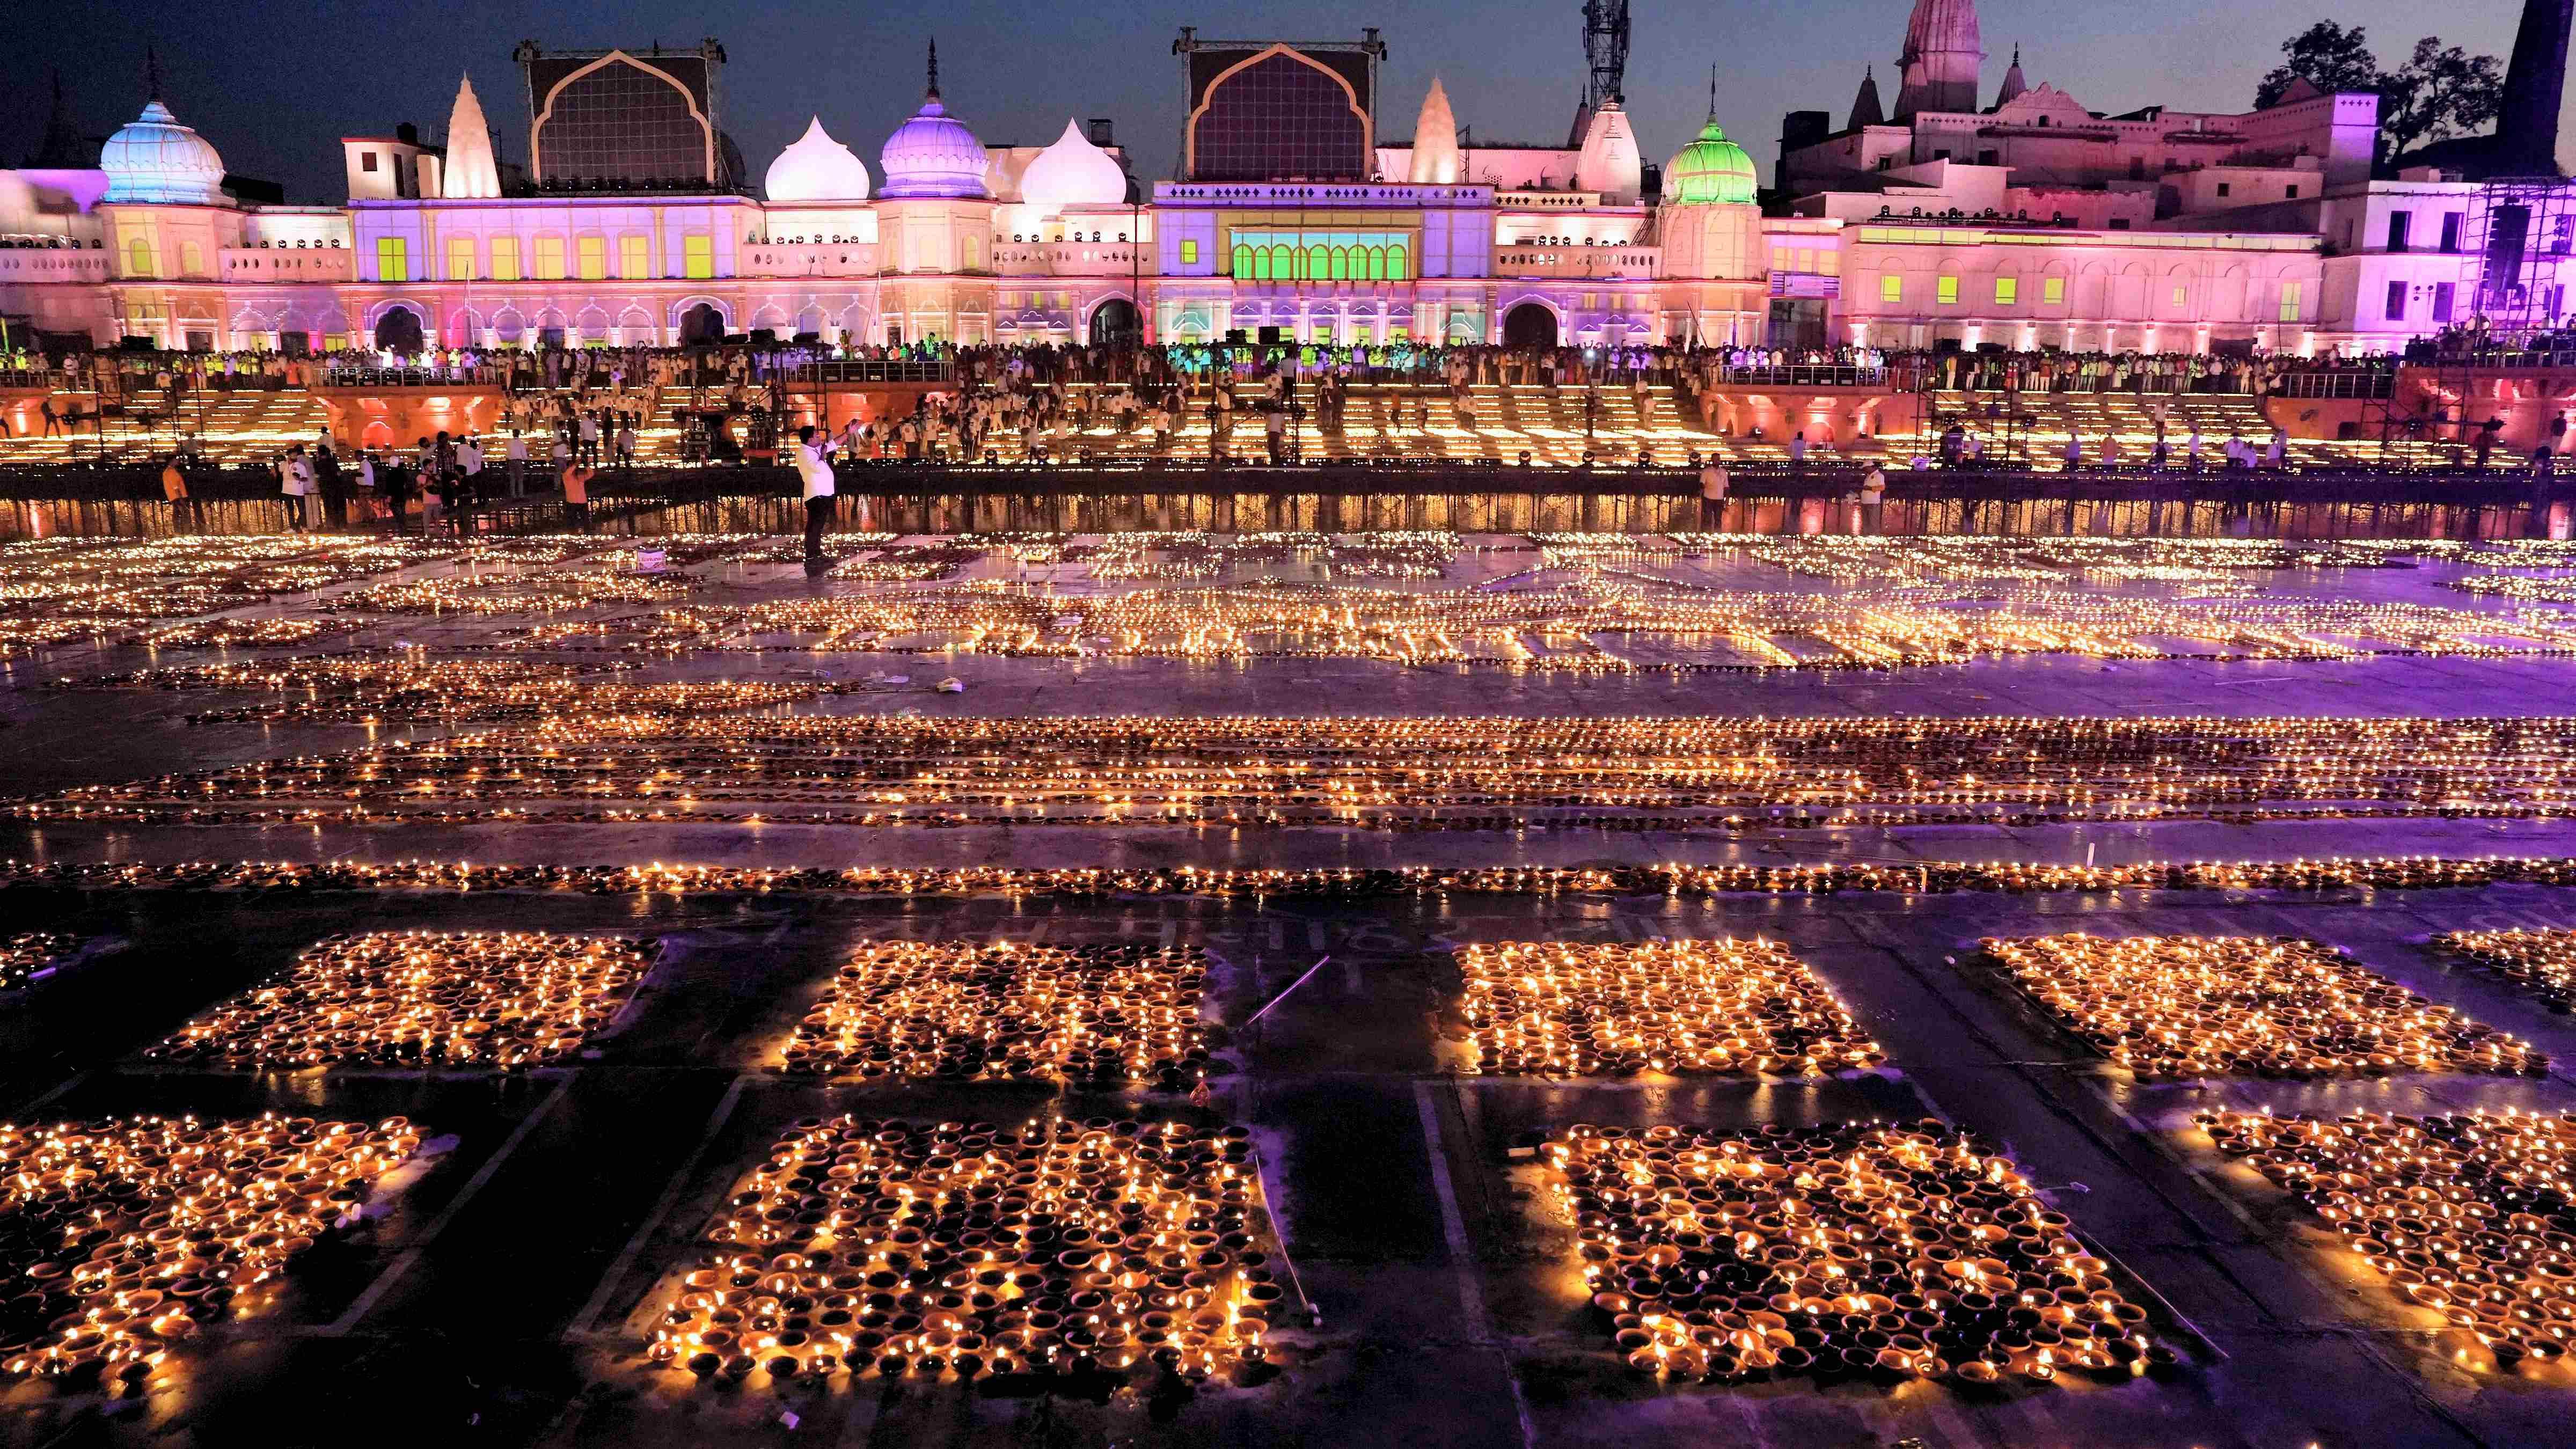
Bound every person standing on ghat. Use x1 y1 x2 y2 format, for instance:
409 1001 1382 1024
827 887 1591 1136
560 451 594 533
1860 462 1887 536
1699 456 1729 530
795 424 837 570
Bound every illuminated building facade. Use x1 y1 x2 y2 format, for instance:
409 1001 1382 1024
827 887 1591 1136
1 6 2561 359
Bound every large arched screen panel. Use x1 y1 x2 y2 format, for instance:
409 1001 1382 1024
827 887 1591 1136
1191 52 1367 181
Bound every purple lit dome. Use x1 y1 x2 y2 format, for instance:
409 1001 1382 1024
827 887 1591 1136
879 93 990 200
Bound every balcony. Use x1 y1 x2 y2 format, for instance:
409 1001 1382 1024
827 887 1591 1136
220 248 353 282
0 250 109 284
993 241 1147 276
1494 245 1661 279
740 242 880 279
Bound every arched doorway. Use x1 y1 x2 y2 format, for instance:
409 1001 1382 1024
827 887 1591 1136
679 303 726 346
1503 303 1558 348
1088 298 1141 348
374 305 425 354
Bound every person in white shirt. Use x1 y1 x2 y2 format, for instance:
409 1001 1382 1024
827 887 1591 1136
1860 464 1887 534
795 425 837 565
1697 459 1729 530
281 447 315 530
504 433 529 496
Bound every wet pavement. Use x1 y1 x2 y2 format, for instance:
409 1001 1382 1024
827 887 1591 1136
8 537 2576 1446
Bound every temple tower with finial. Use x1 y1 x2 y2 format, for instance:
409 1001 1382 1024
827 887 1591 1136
1892 0 1983 121
1849 66 1885 129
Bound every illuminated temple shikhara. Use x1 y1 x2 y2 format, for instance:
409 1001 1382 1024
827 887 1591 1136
2 0 2571 357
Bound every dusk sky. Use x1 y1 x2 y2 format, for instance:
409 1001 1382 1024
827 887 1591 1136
0 0 2548 202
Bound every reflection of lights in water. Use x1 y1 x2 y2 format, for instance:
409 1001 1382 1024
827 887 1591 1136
2199 1109 2576 1374
1543 1120 2166 1383
147 930 647 1070
0 1114 420 1389
655 1115 1278 1384
1981 933 2545 1079
1459 939 1879 1078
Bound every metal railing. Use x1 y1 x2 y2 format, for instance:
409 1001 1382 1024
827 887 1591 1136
785 360 957 384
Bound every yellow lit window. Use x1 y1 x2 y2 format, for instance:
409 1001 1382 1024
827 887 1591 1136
1936 275 1959 305
683 233 713 280
2043 276 2065 304
447 237 475 281
1180 239 1199 265
2279 282 2303 322
491 236 521 281
1994 277 2017 305
1819 251 1840 275
619 235 649 279
534 236 565 279
179 241 205 275
1879 274 1901 303
577 236 606 280
124 237 156 277
2171 285 2187 306
375 236 407 283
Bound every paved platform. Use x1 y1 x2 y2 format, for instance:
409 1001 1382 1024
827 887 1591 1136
7 533 2576 1446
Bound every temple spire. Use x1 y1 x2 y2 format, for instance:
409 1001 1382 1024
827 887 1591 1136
1849 65 1886 130
145 46 163 103
441 73 502 199
1893 0 1984 121
1408 77 1460 183
926 38 940 101
1995 43 2028 107
1707 64 1719 123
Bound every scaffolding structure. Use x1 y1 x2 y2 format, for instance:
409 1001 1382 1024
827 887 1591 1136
2462 177 2576 346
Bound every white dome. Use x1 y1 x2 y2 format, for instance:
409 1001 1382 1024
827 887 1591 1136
1020 119 1126 214
766 116 872 202
880 93 989 200
100 98 226 206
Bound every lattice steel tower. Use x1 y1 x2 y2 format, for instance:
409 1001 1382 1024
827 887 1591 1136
1570 1 1631 143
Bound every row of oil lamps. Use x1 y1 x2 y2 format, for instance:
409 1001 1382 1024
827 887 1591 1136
1546 1120 2174 1385
2198 1109 2576 1375
1980 933 2549 1079
5 851 2575 904
781 941 1210 1088
654 1115 1279 1384
2439 926 2576 1012
0 1114 420 1388
1458 940 1882 1078
35 713 2576 830
144 930 648 1071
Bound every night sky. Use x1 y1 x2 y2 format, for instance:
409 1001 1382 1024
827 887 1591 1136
0 0 2545 203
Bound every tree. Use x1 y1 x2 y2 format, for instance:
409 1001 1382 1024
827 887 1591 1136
2380 38 2506 158
2255 23 2505 166
2256 21 2383 108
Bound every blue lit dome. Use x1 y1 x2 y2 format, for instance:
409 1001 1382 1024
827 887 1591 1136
100 99 227 206
879 92 989 200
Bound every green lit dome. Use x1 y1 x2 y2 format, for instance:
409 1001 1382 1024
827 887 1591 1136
1663 120 1758 206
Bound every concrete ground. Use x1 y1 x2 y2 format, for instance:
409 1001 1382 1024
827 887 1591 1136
8 535 2576 1447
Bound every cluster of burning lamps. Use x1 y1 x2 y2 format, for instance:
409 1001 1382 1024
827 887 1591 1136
781 941 1210 1088
38 712 2576 832
59 652 825 726
1458 940 1880 1079
116 616 363 650
322 566 695 616
1 932 80 992
2197 1109 2576 1377
1702 533 2426 586
653 1115 1280 1385
0 1114 420 1389
2439 926 2576 1013
579 577 2576 676
144 930 647 1071
1979 933 2546 1080
11 853 2576 906
1529 532 1683 567
1546 1121 2171 1386
0 535 466 622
